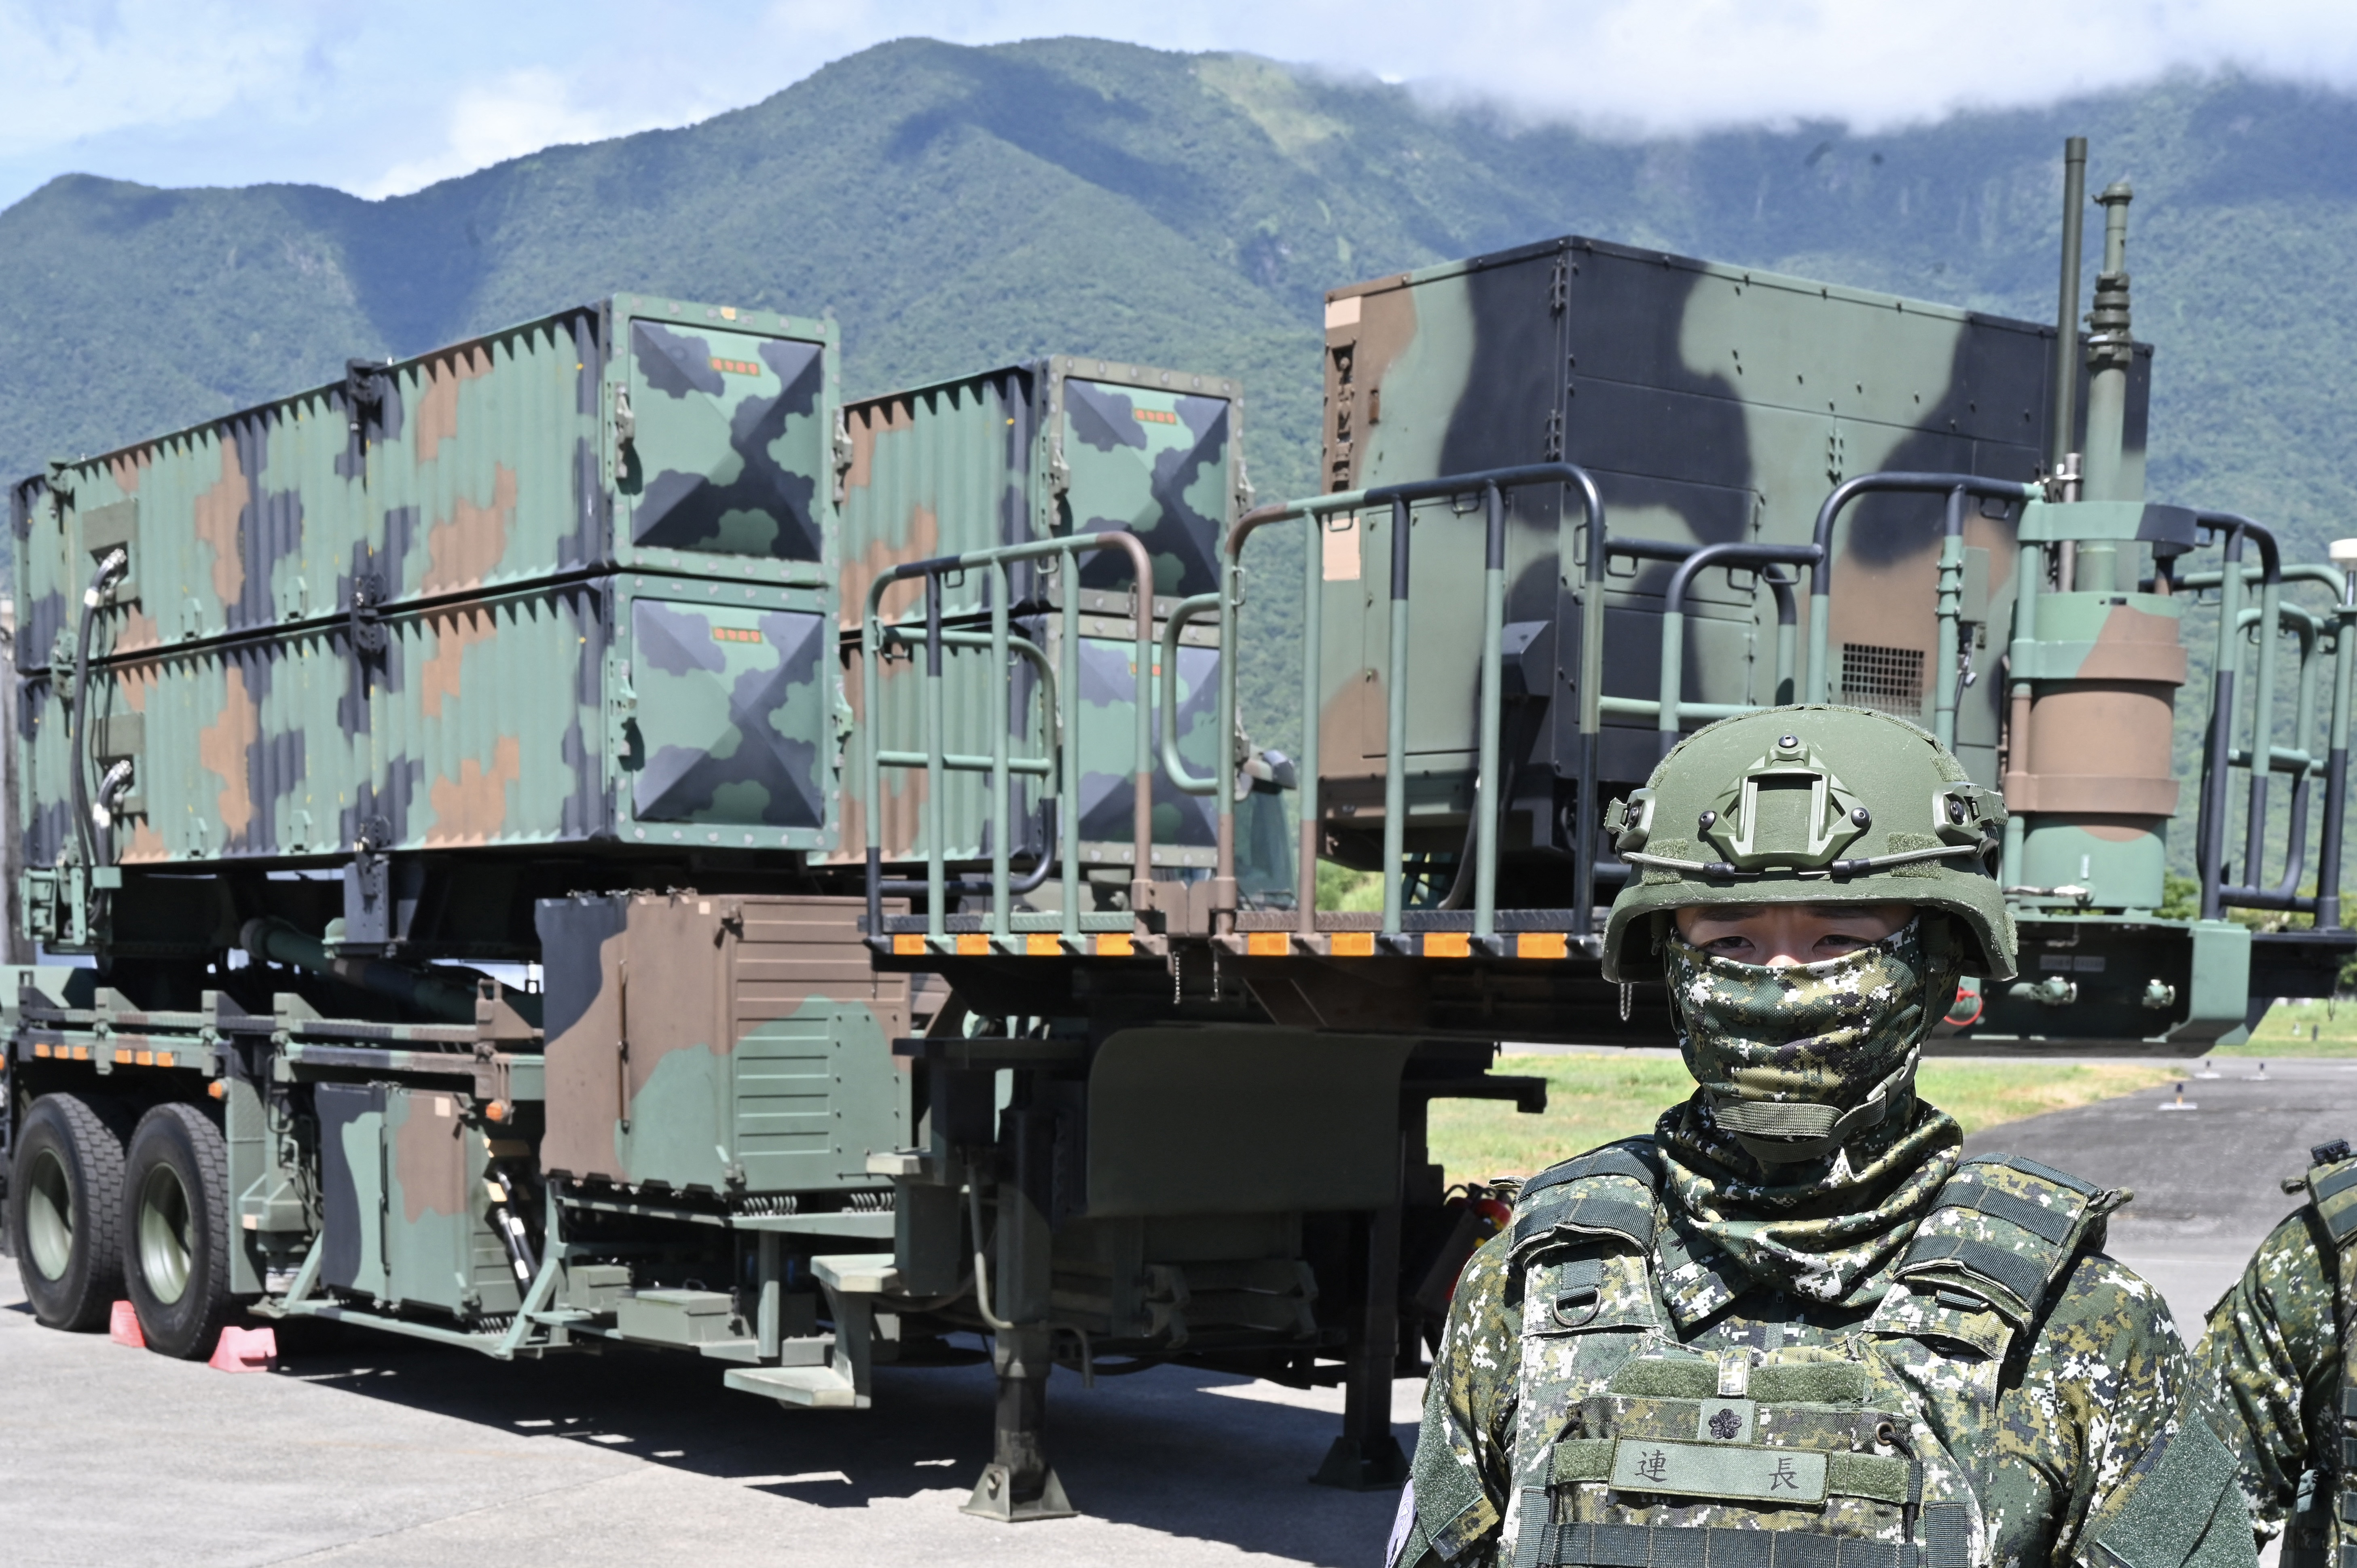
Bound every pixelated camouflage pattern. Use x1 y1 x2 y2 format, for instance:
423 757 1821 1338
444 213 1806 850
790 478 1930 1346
2198 1181 2347 1547
13 295 833 673
16 573 836 874
1402 1133 2217 1568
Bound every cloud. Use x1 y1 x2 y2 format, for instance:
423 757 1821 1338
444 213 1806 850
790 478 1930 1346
7 0 2357 211
357 68 690 198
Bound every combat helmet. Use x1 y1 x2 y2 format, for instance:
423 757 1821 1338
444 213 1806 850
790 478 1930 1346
1599 705 2016 982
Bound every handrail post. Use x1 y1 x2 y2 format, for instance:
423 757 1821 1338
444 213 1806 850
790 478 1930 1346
2199 527 2246 918
2003 536 2042 892
2319 568 2357 929
1296 510 1325 939
1475 482 1506 940
1059 549 1082 946
923 573 946 944
1655 600 1684 764
1571 479 1607 935
1381 496 1412 938
1932 486 1967 748
989 561 1011 943
863 579 887 940
2245 564 2285 896
1130 562 1156 932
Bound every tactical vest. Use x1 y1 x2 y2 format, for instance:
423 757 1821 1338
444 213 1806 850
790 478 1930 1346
2287 1147 2357 1568
1489 1140 2114 1568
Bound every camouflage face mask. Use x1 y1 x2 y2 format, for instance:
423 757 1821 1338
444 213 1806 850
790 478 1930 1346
1663 918 1953 1167
1651 919 1966 1310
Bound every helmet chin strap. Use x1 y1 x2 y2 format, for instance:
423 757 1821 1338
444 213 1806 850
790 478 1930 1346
1708 1037 1922 1165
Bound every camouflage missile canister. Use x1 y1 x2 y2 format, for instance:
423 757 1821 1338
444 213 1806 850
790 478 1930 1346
11 296 844 898
15 295 836 672
833 357 1243 874
17 572 835 870
1314 236 2149 847
839 356 1242 617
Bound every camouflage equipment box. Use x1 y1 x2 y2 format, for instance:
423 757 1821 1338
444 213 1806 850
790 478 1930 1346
13 295 836 674
17 572 836 878
832 354 1245 876
1314 237 2150 835
539 893 909 1197
840 355 1244 622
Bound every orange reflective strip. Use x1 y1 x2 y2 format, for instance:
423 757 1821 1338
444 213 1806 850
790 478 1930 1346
1331 932 1375 957
114 1049 133 1065
1025 934 1062 957
33 1042 49 1058
1424 933 1470 959
892 934 927 955
72 1045 90 1061
956 934 990 956
136 1051 155 1067
1517 933 1568 960
1095 934 1134 958
1246 932 1288 957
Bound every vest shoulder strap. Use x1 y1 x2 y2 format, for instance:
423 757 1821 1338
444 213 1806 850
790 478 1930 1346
2304 1151 2357 1247
1507 1138 1663 1269
1891 1153 2112 1327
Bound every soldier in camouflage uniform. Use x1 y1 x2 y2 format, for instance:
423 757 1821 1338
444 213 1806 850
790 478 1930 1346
2196 1137 2357 1559
1392 706 2253 1568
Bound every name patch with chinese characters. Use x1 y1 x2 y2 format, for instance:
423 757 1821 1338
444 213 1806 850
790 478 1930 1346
1608 1439 1830 1504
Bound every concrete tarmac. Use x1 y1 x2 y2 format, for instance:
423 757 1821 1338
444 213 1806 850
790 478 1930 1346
1 1059 2338 1566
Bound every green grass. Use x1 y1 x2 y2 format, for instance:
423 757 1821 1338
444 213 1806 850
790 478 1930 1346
1428 1054 2185 1183
2213 997 2357 1057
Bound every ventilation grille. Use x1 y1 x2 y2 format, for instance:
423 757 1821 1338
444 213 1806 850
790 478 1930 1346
1840 643 1925 716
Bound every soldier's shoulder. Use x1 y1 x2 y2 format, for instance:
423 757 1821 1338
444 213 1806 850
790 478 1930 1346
1517 1135 1662 1209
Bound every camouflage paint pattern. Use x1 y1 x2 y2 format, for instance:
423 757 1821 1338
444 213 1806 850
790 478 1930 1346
2196 1154 2353 1550
839 356 1243 626
16 573 836 873
538 893 908 1196
316 1082 520 1319
1312 238 2140 816
826 610 1219 872
13 295 834 671
1400 1133 2240 1568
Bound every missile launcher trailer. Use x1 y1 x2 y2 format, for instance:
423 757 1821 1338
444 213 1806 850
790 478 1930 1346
7 138 2357 1523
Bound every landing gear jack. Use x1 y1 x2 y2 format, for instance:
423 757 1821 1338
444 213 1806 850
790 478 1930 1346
1312 1201 1410 1490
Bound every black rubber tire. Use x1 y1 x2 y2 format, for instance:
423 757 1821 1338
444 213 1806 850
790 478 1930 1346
8 1093 130 1331
121 1103 236 1360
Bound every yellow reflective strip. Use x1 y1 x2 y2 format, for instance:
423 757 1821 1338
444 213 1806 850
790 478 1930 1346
1246 932 1288 957
1331 932 1375 957
1518 932 1568 960
956 934 990 956
1025 934 1062 957
892 934 927 955
1095 934 1134 957
1424 933 1470 959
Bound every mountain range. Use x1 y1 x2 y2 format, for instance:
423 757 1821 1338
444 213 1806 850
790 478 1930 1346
4 36 2351 883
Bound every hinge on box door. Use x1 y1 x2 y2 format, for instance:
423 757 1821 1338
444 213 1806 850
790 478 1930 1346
1543 410 1565 463
1825 428 1846 485
347 570 387 659
1550 252 1570 314
832 410 853 506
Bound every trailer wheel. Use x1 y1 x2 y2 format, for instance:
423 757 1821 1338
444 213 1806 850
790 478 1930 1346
8 1094 129 1330
122 1103 235 1359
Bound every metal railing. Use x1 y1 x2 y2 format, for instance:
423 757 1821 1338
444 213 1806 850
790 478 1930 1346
2184 526 2356 927
1222 465 1602 946
860 531 1157 946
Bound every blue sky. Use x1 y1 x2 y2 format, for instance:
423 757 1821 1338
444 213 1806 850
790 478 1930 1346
6 0 2353 212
